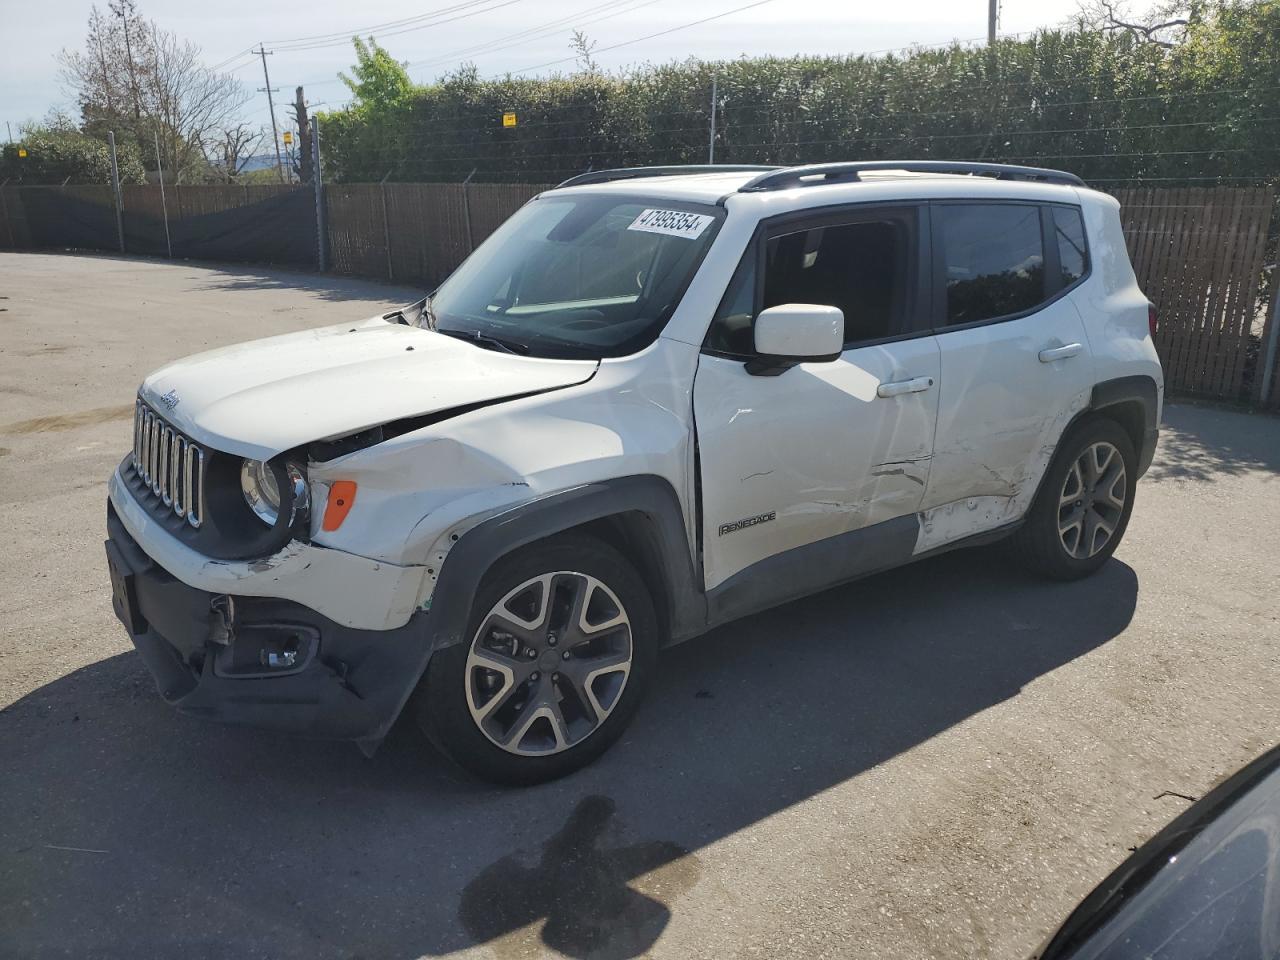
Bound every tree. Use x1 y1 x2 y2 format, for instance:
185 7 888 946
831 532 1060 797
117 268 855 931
288 86 312 183
0 120 146 184
109 0 147 118
215 123 265 180
59 2 152 145
339 37 412 112
58 3 247 181
142 25 247 178
1075 0 1194 46
570 30 600 73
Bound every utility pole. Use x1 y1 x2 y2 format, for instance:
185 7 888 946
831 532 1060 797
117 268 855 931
708 77 717 164
1258 271 1280 406
107 131 125 253
254 46 285 184
988 0 999 44
312 121 326 272
153 128 172 259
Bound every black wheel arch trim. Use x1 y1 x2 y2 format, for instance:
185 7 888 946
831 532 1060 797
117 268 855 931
371 476 704 750
997 374 1158 543
426 475 706 654
1089 374 1160 477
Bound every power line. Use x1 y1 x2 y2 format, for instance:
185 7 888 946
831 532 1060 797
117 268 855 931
265 0 528 53
493 0 785 77
208 47 256 72
296 21 1024 92
407 0 668 73
291 0 660 88
265 0 498 47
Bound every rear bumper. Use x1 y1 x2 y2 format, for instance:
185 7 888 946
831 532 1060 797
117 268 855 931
107 502 433 743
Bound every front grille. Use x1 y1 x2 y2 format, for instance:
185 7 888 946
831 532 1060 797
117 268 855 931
131 399 206 528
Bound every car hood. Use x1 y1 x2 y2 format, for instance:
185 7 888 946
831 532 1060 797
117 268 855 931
140 317 598 460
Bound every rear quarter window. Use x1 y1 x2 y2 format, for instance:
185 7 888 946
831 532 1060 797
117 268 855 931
1052 206 1089 288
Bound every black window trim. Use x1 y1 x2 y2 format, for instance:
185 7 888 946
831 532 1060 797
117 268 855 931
701 199 934 361
1047 202 1091 295
927 198 1092 334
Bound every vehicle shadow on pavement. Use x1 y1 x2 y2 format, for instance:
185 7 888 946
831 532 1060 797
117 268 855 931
0 548 1137 960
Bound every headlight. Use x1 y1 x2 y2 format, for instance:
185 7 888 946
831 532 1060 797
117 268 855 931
241 459 309 528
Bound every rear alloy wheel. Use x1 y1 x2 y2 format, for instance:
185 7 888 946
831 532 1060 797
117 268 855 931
1056 441 1128 560
418 536 657 785
1008 417 1137 580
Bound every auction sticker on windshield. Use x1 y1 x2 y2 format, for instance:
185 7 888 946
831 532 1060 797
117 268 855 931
628 208 715 239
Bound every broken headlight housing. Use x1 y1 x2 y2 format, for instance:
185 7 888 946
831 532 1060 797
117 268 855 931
240 458 310 529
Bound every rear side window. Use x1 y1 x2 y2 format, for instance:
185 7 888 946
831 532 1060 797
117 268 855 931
1052 206 1088 288
935 204 1045 325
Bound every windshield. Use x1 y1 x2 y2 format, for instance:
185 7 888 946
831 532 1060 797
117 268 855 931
422 194 724 359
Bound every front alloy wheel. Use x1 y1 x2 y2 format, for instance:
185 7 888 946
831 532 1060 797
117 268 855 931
417 535 657 785
466 572 633 756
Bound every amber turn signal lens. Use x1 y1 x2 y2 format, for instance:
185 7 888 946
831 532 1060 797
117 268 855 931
322 481 357 531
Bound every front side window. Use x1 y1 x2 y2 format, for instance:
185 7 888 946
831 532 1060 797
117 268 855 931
705 212 913 356
425 195 723 358
936 203 1046 326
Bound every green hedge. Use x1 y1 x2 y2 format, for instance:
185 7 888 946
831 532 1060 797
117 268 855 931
319 0 1280 186
0 128 147 185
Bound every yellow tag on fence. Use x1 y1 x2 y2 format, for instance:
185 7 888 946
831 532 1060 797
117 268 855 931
283 130 294 145
502 112 517 128
17 147 27 158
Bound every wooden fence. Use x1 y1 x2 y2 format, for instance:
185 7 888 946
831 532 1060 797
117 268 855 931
1111 186 1276 403
325 181 550 287
2 179 1278 407
0 182 313 265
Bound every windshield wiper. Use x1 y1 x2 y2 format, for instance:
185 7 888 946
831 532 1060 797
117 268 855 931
434 327 528 355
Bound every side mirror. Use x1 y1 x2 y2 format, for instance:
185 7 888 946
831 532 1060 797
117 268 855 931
748 304 844 376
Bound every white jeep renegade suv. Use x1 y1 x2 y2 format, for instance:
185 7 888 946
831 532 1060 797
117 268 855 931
105 161 1162 784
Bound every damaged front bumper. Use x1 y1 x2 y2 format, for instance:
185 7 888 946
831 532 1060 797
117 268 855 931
106 502 432 744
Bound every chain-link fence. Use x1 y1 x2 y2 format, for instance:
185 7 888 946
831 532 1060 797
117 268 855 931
2 175 1278 408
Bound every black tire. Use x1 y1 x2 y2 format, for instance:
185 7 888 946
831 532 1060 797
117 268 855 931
1007 416 1137 581
415 534 658 786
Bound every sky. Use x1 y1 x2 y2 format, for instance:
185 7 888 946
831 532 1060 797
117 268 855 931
1 0 1112 138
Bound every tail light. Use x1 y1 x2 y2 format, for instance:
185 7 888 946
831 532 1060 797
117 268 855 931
1148 304 1158 338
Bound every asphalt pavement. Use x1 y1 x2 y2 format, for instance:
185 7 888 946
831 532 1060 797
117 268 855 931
2 251 1278 960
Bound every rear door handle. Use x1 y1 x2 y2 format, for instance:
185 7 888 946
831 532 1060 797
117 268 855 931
1038 343 1083 363
876 376 934 398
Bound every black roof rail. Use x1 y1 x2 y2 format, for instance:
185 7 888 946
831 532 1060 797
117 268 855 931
738 160 1086 192
556 164 781 189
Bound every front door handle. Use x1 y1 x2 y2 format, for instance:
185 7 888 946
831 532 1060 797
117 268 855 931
876 376 934 399
1038 342 1083 363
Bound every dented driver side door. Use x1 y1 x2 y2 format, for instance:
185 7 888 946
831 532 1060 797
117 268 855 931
693 204 940 593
